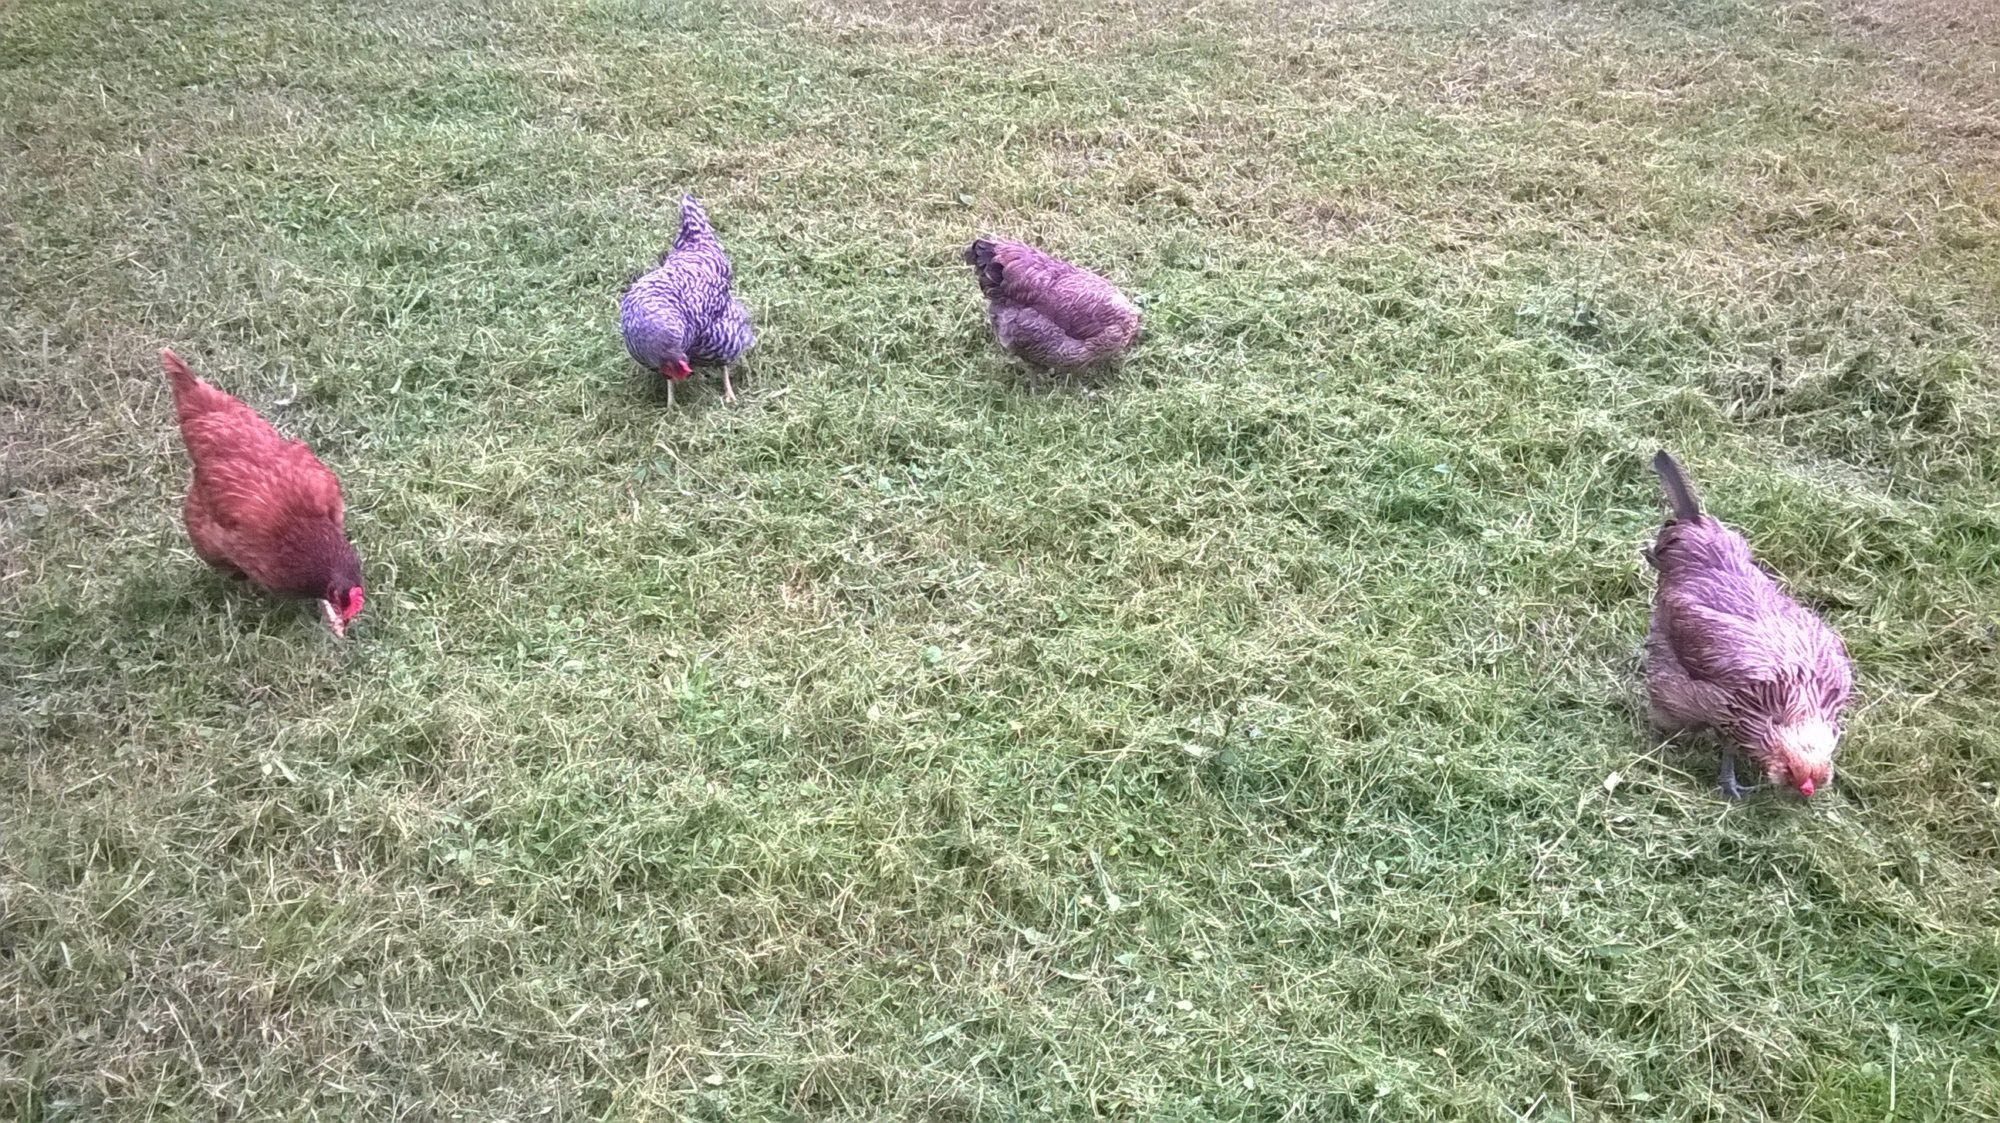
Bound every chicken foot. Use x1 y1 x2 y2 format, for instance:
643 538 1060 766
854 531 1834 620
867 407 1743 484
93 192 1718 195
1718 746 1751 802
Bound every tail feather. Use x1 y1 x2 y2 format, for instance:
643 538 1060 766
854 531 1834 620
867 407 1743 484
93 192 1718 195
1653 450 1704 523
161 348 222 424
965 237 1004 297
674 194 715 253
162 347 200 396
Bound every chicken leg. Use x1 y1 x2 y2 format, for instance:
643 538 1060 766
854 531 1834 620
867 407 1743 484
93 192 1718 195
1719 746 1750 802
722 366 738 405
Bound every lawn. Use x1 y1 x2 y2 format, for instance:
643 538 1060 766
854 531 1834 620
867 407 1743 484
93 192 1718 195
4 0 1999 1118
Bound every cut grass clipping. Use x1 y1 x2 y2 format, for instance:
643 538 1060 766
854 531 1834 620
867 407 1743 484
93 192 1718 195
4 0 2000 1119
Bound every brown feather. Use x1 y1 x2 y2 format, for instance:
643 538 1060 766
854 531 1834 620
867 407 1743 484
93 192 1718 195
965 238 1140 371
161 349 362 615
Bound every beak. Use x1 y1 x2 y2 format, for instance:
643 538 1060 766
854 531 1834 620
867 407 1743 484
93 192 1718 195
320 599 349 638
1797 779 1815 798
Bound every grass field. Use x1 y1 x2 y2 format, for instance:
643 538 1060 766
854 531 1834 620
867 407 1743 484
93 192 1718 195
5 0 2000 1117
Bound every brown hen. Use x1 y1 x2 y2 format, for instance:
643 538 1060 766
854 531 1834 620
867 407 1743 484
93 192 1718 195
1645 451 1852 799
965 237 1140 372
162 348 364 637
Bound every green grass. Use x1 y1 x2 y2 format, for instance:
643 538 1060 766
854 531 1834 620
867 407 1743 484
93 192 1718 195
4 0 2000 1117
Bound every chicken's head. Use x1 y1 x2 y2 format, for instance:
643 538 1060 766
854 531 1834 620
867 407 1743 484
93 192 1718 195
1761 718 1837 798
321 582 365 639
661 356 693 381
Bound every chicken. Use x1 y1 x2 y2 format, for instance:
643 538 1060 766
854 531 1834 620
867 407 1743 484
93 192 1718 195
1644 451 1853 800
162 348 364 638
620 194 756 406
964 237 1141 372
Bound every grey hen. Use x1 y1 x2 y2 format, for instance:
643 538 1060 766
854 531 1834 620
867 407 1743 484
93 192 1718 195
964 237 1140 372
1644 451 1855 800
621 194 755 405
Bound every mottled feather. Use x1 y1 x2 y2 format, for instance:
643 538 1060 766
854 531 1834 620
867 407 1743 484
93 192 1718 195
964 237 1140 371
621 195 756 375
1644 451 1853 794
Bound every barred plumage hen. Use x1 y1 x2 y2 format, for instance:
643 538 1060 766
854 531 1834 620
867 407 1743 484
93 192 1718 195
1644 451 1854 800
621 194 755 405
964 237 1140 372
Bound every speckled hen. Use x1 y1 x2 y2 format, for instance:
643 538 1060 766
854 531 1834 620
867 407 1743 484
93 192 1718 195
1644 451 1854 800
964 237 1140 372
621 195 755 405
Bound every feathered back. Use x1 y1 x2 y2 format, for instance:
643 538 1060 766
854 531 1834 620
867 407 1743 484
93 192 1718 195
161 347 345 520
163 348 292 472
1648 507 1853 726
